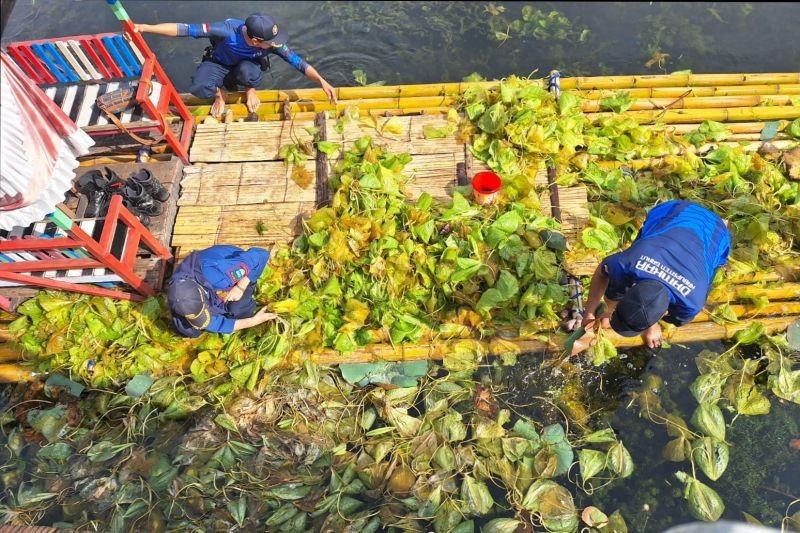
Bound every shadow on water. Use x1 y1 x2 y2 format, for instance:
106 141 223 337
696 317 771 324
492 341 800 531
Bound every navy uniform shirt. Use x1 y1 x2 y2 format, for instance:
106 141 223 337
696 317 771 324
177 19 309 72
601 200 731 325
170 245 270 334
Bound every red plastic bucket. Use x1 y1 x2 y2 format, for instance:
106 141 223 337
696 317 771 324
471 171 502 205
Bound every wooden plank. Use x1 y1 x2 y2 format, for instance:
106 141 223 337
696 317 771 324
216 202 315 243
180 161 316 206
189 120 316 163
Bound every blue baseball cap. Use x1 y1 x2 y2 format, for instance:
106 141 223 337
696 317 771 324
167 278 211 330
610 280 670 337
245 13 286 45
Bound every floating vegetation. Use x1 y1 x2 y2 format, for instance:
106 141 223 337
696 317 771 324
486 5 590 44
3 74 799 529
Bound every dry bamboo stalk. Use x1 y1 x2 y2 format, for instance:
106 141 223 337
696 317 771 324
0 344 20 361
561 73 800 90
284 315 797 366
579 85 800 99
0 363 36 383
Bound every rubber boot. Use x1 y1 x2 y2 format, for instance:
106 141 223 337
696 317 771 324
129 168 170 203
122 180 163 217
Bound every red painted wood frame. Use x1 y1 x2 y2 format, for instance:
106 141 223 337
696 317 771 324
0 196 172 302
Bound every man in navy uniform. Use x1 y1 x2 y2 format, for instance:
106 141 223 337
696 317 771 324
167 245 276 337
581 200 731 349
135 13 337 118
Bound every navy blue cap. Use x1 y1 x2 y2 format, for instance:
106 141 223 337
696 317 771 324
167 278 211 330
245 13 286 45
610 280 670 337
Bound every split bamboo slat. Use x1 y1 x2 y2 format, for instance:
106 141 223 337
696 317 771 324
539 186 590 242
286 315 798 366
190 120 316 163
325 114 463 156
179 161 316 206
400 153 462 202
171 202 316 257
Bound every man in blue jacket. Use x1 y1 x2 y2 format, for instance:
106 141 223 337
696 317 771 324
135 13 337 118
166 245 276 337
581 200 731 349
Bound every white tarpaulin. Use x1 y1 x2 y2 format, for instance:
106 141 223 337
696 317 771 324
0 51 94 230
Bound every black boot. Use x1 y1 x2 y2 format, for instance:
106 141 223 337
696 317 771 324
129 168 170 203
122 180 163 217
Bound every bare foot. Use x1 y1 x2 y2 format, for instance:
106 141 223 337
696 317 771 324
641 322 663 349
245 87 260 113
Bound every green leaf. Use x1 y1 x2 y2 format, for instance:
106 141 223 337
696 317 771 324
44 374 85 398
87 441 134 463
599 91 633 113
581 216 619 253
532 248 559 281
461 475 494 515
690 373 724 404
734 383 770 415
214 413 239 433
691 403 726 441
482 518 523 533
675 471 725 522
788 118 800 139
606 441 634 478
477 102 508 134
125 373 154 398
228 495 246 527
735 322 765 344
582 428 617 444
690 437 729 481
27 406 67 442
317 141 340 156
578 449 606 481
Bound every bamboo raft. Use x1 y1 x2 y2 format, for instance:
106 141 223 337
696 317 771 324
1 72 799 378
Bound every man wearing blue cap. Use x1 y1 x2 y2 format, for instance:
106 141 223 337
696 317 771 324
581 200 731 349
135 13 337 119
167 245 276 337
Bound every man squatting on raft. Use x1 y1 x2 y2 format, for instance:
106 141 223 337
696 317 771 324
167 245 276 338
134 13 336 118
580 200 731 349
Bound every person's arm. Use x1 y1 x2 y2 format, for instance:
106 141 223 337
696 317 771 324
134 23 180 36
232 307 277 332
272 44 337 102
582 264 610 327
135 21 235 39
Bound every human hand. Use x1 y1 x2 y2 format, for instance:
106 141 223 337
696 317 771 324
641 322 663 349
133 24 146 33
245 88 260 113
254 307 278 323
225 285 245 302
321 80 337 103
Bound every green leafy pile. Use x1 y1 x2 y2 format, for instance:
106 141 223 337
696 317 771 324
0 360 633 532
257 133 569 353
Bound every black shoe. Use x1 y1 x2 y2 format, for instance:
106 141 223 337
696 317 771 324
122 180 163 217
83 168 126 218
129 168 170 203
122 198 151 227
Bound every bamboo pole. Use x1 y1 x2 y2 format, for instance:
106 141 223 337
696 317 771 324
587 106 800 124
284 315 797 366
180 76 800 107
561 73 800 90
581 95 795 112
712 283 800 302
696 301 800 321
0 363 36 383
0 344 20 360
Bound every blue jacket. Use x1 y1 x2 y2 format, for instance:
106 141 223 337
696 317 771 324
601 200 730 325
178 19 308 72
170 245 270 334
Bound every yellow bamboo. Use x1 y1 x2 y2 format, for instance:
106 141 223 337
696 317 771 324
588 106 800 124
561 73 800 90
0 344 20 361
696 301 800 322
0 363 36 383
578 85 800 99
581 95 794 112
283 315 797 366
710 283 800 303
180 75 800 107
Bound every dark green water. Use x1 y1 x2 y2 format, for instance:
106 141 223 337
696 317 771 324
2 1 799 530
3 2 800 93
